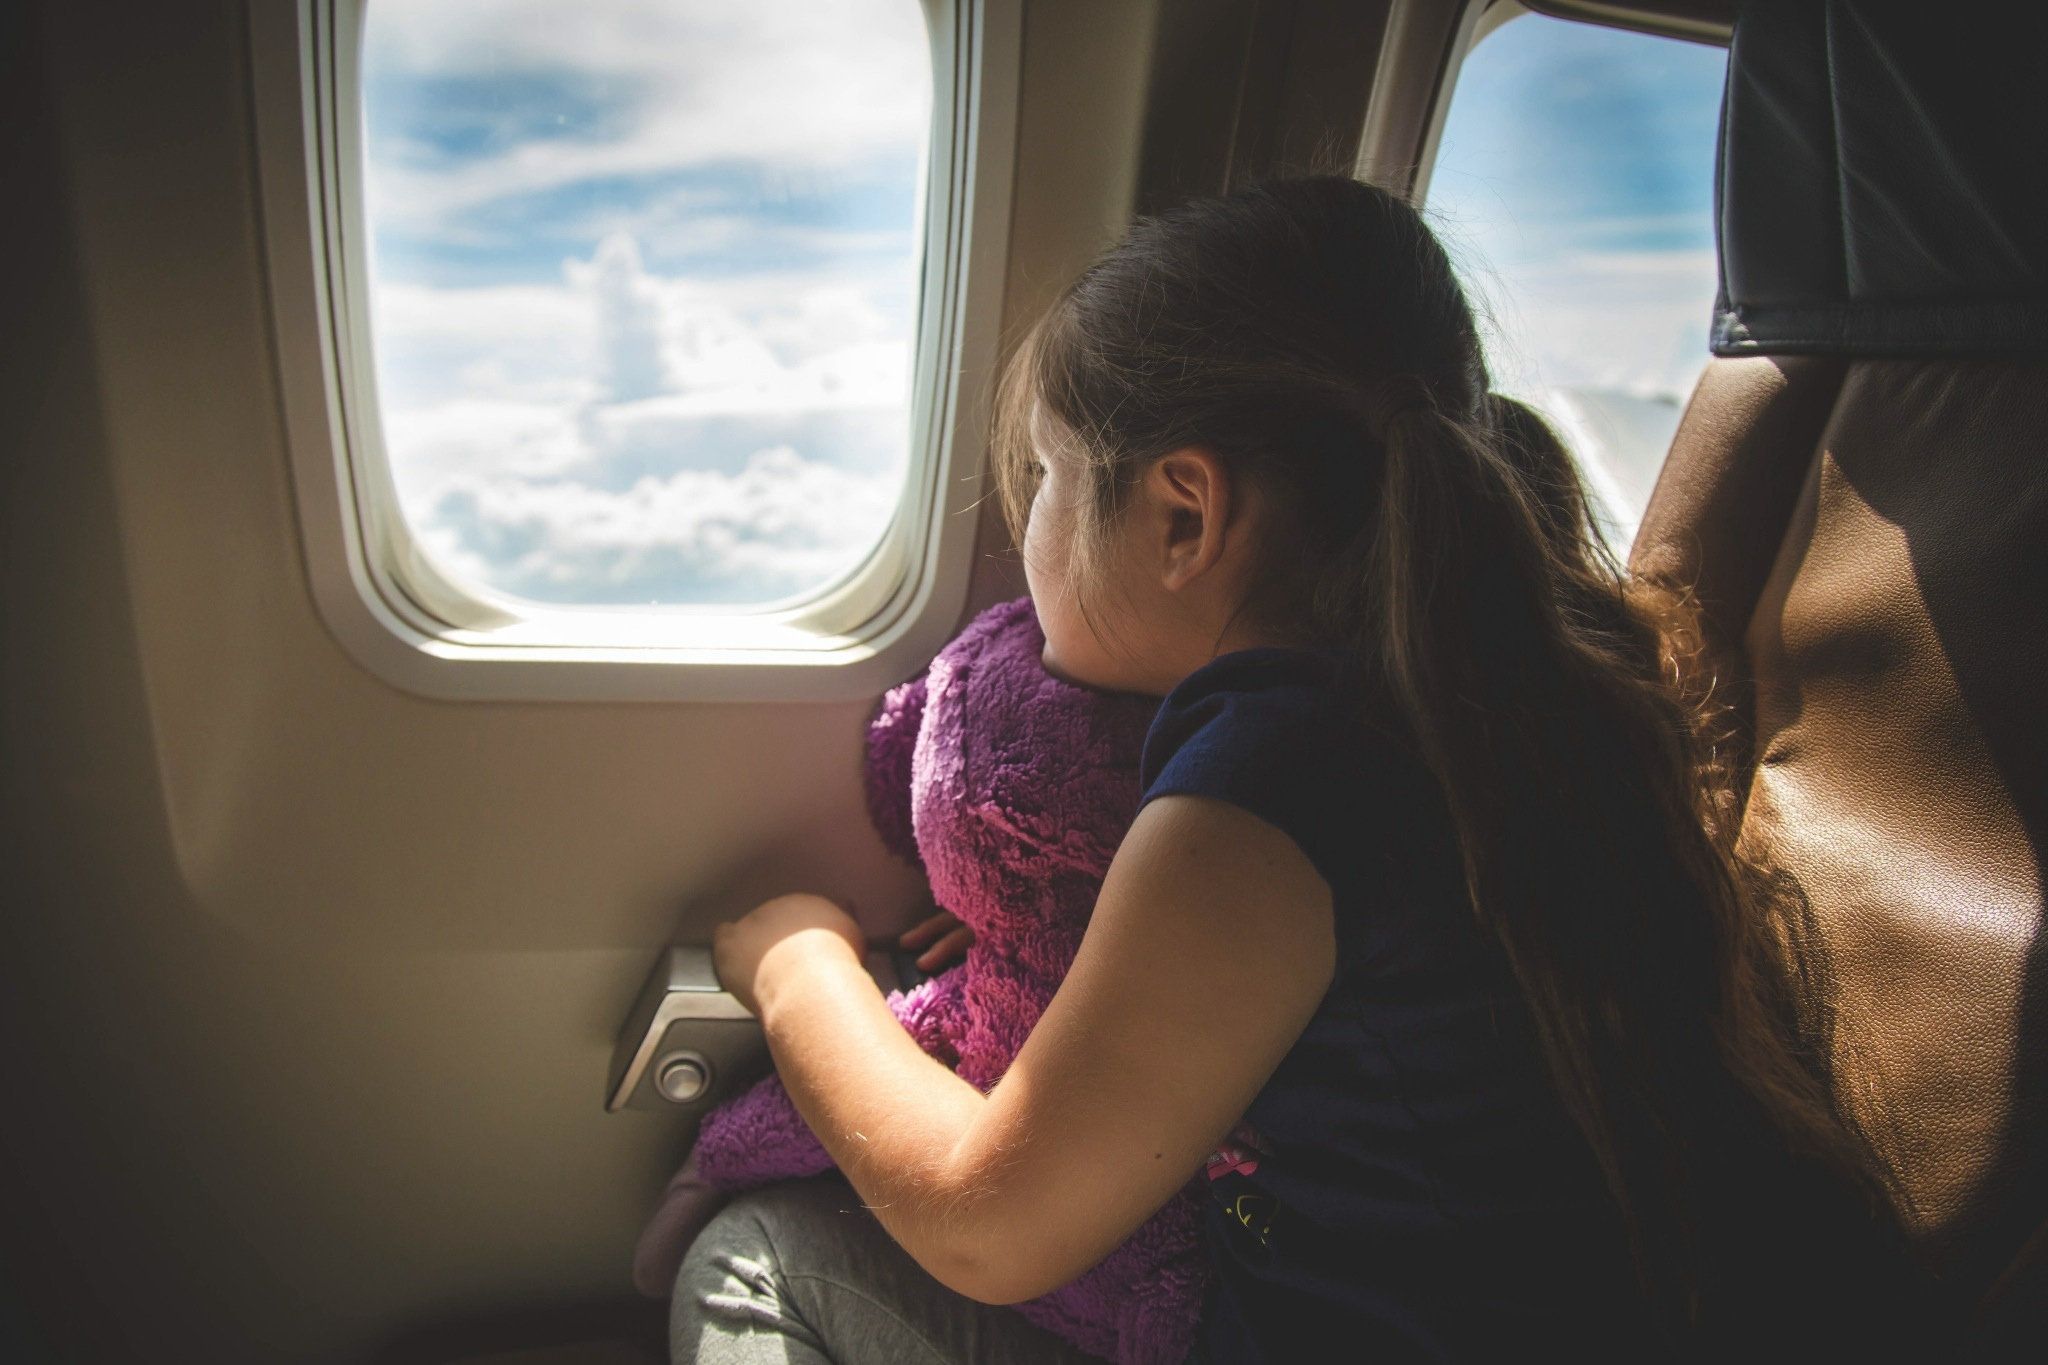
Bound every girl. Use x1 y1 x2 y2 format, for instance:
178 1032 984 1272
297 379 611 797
677 175 1932 1362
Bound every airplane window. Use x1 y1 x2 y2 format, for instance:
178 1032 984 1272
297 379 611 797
1426 9 1727 553
358 0 932 610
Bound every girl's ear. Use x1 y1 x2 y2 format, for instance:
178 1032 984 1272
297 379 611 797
1148 447 1234 592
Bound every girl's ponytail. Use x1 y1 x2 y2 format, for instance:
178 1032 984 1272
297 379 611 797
1332 382 1900 1326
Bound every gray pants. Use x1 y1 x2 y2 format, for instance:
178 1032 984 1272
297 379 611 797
668 1175 1107 1364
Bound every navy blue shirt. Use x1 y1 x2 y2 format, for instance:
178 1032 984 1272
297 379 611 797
1139 647 1655 1362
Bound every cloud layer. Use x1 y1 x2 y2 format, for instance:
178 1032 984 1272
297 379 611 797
360 0 928 608
370 228 919 605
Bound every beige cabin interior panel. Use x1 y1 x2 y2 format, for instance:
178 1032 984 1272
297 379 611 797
1 1 1163 1358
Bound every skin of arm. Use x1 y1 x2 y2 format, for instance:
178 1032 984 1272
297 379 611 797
714 792 1336 1305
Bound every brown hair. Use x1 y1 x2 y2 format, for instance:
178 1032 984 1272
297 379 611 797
992 175 1905 1335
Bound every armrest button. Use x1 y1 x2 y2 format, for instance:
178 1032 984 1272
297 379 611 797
654 1053 712 1104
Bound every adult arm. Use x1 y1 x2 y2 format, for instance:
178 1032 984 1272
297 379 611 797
718 793 1336 1305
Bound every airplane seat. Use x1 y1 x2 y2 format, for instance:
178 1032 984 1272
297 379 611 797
1628 3 2048 1348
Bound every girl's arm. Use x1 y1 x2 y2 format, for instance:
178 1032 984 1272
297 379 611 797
715 792 1336 1305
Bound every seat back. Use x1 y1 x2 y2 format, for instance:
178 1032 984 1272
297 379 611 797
1630 2 2048 1333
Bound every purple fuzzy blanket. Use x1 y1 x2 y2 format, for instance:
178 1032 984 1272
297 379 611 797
685 597 1211 1364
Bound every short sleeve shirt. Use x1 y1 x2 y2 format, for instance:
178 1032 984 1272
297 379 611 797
1139 647 1654 1362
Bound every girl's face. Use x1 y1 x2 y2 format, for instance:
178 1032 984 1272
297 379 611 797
1020 446 1128 692
1018 402 1275 698
1018 433 1190 698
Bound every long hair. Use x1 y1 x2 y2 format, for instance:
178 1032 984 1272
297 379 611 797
990 175 1906 1336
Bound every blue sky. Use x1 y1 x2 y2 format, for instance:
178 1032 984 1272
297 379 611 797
1433 19 1723 256
360 5 1725 607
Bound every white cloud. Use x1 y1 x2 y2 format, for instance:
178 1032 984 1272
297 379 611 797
370 279 591 343
420 444 902 604
1461 243 1720 401
375 234 911 415
576 233 668 401
380 398 592 501
368 281 599 411
369 230 915 605
361 0 933 231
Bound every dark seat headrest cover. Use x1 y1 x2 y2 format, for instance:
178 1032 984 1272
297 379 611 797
1713 2 2048 358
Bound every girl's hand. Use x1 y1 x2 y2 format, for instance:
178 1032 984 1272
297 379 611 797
712 893 866 1017
898 908 976 972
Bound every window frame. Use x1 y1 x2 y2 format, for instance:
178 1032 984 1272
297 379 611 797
1410 0 1532 205
248 0 1023 703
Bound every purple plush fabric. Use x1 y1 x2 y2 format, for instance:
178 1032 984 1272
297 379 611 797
669 597 1211 1364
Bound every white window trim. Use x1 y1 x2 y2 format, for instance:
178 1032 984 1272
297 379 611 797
1415 1 1529 202
1355 0 1488 198
247 0 1023 702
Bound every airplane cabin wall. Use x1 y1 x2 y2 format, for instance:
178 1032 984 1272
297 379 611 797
0 0 1175 1358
